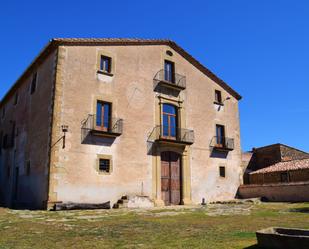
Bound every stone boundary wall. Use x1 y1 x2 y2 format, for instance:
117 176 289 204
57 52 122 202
238 181 309 202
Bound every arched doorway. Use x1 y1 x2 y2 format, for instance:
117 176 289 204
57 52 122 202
161 151 182 205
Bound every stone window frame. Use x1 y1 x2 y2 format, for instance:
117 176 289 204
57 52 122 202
92 96 115 121
162 48 176 67
96 50 115 77
96 154 113 175
214 89 224 106
215 123 226 145
157 96 185 130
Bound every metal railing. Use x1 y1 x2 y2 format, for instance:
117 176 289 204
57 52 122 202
153 69 186 89
148 125 194 145
81 114 123 135
210 136 234 151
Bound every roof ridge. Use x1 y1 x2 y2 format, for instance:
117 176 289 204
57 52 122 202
51 38 175 44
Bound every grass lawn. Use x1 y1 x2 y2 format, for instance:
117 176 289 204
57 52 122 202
0 202 308 249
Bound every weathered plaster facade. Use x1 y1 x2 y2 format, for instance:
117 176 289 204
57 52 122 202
0 49 57 209
0 39 242 209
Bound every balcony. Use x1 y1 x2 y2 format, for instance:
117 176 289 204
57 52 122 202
153 69 186 91
148 125 194 145
81 114 123 138
210 136 234 151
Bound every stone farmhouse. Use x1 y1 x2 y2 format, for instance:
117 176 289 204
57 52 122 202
0 38 242 209
239 143 309 202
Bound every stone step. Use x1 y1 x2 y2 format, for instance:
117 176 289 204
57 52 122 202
117 199 128 204
113 195 154 209
119 202 128 208
113 202 128 209
113 195 129 209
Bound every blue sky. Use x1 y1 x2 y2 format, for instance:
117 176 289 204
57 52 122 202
1 0 308 152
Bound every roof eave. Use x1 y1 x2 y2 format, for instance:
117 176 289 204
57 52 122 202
0 38 242 108
0 40 58 108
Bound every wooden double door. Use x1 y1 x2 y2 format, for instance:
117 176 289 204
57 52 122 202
161 151 182 205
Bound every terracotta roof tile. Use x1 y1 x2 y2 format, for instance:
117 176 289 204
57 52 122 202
52 38 171 43
250 158 309 174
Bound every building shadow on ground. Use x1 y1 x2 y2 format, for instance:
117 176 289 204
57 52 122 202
288 207 309 213
243 244 264 249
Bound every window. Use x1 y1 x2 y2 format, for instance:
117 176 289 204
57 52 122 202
2 134 8 149
162 103 177 138
0 132 3 154
97 155 112 174
164 60 175 83
26 161 31 176
100 55 112 73
7 164 10 177
13 166 19 200
219 166 226 177
216 125 225 146
10 121 15 147
99 159 110 173
1 108 4 118
30 72 37 94
280 172 289 183
166 50 173 56
14 92 19 105
215 90 222 104
96 101 111 131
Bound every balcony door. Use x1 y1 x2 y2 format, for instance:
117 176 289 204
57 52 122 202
96 101 111 131
164 60 175 83
216 124 225 147
162 104 177 139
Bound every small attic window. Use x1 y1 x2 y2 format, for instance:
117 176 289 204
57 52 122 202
166 50 173 56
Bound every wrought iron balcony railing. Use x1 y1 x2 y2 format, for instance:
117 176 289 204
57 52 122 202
210 136 234 151
153 69 186 90
81 114 123 138
148 125 194 145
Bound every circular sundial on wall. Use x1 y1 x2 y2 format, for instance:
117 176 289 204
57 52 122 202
126 82 146 110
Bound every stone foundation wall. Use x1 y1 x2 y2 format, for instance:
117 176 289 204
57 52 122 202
238 181 309 202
